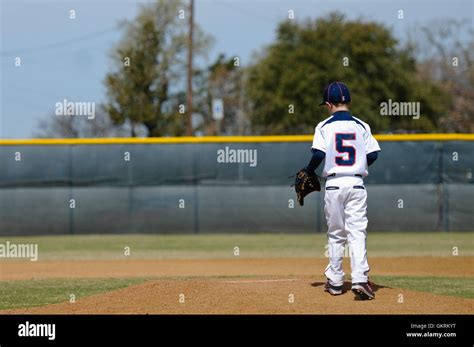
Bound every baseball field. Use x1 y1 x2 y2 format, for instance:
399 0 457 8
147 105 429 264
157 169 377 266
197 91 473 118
0 232 473 314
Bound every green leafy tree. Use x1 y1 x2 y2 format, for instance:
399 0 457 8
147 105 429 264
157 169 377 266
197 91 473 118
245 13 450 134
104 0 212 137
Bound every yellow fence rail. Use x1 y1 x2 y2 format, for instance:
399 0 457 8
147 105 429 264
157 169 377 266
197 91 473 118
0 133 473 145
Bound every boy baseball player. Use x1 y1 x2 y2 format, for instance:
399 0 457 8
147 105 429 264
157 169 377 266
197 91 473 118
305 81 381 300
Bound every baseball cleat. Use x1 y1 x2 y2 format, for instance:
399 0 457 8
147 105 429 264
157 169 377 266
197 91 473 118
352 282 375 300
324 281 343 295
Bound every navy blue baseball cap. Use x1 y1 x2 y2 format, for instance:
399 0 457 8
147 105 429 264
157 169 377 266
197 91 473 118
319 81 351 105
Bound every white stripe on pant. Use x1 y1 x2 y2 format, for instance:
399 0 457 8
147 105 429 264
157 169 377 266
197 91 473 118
324 184 370 286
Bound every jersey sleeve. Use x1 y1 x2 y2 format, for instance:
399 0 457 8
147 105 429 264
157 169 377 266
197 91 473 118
364 124 381 154
311 123 326 153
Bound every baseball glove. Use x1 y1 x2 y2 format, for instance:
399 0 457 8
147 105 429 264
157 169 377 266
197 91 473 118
291 169 321 206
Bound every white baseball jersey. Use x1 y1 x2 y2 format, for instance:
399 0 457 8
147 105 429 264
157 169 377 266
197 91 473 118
311 111 380 178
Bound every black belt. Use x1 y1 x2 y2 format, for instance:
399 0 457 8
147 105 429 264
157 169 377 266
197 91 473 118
326 173 362 178
326 185 365 190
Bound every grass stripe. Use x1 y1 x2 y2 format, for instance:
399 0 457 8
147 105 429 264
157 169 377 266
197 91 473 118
0 277 151 310
0 233 472 260
372 275 474 299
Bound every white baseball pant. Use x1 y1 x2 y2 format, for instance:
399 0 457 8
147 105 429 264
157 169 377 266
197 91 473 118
324 177 370 286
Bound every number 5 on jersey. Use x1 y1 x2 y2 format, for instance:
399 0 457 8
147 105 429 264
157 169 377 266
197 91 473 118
335 133 356 166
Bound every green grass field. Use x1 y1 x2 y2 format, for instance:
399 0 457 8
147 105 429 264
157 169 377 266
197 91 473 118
0 232 472 260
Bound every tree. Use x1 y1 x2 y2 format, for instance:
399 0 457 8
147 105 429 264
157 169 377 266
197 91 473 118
34 112 134 138
104 0 212 137
205 54 247 135
245 13 450 134
408 19 474 132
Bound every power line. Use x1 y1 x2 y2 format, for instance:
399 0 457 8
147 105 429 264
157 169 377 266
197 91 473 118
212 1 277 24
6 83 62 99
0 26 117 57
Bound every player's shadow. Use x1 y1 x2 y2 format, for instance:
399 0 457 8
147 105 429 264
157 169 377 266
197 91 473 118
311 281 391 294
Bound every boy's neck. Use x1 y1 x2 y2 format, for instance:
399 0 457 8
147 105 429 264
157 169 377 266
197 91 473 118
331 106 349 115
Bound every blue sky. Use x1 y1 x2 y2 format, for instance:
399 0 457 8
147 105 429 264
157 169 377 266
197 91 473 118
1 0 472 138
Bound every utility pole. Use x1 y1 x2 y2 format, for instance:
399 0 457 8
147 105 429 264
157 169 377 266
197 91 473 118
186 0 194 136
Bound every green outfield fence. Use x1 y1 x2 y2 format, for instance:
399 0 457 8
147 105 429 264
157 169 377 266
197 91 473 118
0 134 473 235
